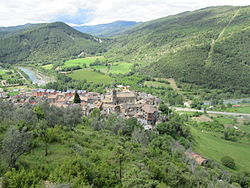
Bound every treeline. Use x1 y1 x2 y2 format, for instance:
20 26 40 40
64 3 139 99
0 101 248 187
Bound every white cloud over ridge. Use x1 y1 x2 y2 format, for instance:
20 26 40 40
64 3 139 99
0 0 249 26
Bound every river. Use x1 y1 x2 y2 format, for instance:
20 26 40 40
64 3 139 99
18 67 50 86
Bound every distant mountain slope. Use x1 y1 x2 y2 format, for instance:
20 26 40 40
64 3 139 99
74 21 141 37
0 23 39 36
108 6 250 93
0 22 106 63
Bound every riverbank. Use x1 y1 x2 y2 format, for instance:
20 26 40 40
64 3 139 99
18 66 55 86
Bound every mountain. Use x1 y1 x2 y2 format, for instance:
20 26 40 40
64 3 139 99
74 21 141 37
0 22 106 63
0 23 39 36
108 6 250 93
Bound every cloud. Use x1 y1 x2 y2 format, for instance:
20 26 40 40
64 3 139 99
0 0 249 26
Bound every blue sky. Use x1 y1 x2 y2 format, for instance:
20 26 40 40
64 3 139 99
0 0 249 26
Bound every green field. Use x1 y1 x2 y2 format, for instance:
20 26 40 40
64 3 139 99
63 56 105 68
69 69 114 84
213 116 236 125
191 127 250 172
225 105 250 114
144 81 170 88
0 69 8 75
109 62 133 74
42 64 53 70
92 62 133 74
92 65 109 73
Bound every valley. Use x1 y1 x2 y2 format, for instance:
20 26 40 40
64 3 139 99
0 4 250 188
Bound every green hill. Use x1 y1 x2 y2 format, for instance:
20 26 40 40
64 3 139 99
0 22 107 63
108 6 250 93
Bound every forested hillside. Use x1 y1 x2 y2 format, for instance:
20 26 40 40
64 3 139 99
0 22 107 63
107 6 250 93
0 24 38 36
74 21 140 37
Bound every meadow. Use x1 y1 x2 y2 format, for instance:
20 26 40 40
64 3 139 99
63 56 105 68
0 69 7 75
92 62 133 74
68 68 114 84
42 64 53 70
191 127 250 172
225 104 250 114
109 62 133 74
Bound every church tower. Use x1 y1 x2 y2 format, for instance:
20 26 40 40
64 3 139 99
112 89 117 104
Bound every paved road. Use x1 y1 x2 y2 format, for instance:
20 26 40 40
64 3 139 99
174 107 250 117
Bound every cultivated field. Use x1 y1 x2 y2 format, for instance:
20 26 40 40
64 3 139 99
92 62 133 74
68 69 114 84
225 104 250 114
42 64 53 70
0 69 8 75
63 56 105 68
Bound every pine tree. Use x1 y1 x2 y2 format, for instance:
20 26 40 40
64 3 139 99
73 92 81 103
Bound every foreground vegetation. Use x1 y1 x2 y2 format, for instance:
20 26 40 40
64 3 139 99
0 101 249 187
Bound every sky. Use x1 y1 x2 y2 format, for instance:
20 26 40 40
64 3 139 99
0 0 249 27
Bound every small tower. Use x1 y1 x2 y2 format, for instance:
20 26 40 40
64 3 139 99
112 89 117 104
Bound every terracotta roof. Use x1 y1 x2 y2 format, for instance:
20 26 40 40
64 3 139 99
48 95 57 99
186 152 208 165
142 104 157 114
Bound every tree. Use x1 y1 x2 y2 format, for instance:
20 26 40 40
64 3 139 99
159 103 172 117
156 114 190 139
73 92 81 103
221 156 236 169
2 126 32 168
36 120 49 156
114 138 127 184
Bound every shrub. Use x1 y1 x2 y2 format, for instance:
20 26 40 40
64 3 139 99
221 156 236 169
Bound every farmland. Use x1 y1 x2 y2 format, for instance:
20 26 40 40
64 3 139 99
68 68 114 84
0 68 26 86
92 62 133 74
63 56 105 68
42 64 53 70
191 127 250 172
224 104 250 114
0 69 8 75
108 62 133 74
189 112 250 172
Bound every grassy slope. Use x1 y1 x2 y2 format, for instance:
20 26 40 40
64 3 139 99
191 127 250 172
68 68 114 84
108 6 250 92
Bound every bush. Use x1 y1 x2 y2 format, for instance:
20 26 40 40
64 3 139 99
221 156 236 169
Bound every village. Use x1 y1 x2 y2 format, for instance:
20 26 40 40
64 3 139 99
0 86 162 130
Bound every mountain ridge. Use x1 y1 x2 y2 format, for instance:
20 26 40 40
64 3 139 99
74 20 141 37
107 5 250 93
0 22 106 63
